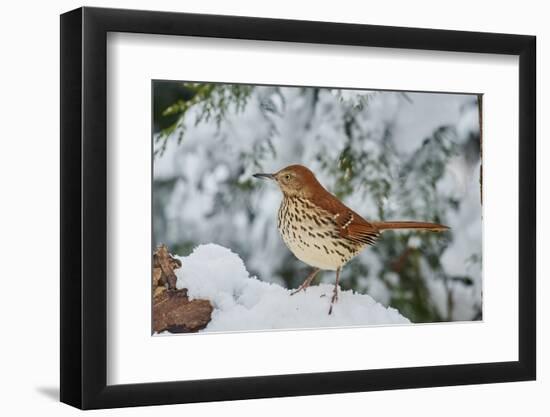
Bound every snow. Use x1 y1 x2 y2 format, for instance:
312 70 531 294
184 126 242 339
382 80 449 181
174 244 410 332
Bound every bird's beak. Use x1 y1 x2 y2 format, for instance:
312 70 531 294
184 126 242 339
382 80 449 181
253 173 275 180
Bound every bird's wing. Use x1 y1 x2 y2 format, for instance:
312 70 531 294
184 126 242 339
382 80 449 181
311 194 380 246
338 212 380 245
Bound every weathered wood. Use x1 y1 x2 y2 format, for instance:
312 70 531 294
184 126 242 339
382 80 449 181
153 289 213 333
153 244 181 290
152 244 213 333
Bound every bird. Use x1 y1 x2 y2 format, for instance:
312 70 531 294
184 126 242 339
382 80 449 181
253 164 449 314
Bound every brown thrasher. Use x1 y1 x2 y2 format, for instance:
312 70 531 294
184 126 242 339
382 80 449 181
253 164 449 314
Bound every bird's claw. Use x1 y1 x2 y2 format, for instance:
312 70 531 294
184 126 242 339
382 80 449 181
328 288 339 315
290 286 307 296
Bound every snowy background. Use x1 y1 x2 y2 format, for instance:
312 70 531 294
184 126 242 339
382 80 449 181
153 81 482 324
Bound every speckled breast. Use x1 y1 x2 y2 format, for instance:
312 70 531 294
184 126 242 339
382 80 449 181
277 196 363 270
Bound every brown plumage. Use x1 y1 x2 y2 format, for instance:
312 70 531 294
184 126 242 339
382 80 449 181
253 164 449 314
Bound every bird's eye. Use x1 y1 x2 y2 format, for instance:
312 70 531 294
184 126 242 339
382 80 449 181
285 174 291 180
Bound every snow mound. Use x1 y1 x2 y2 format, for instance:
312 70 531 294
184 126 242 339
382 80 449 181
175 244 410 332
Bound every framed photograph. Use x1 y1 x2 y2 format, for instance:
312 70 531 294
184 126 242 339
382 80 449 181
60 6 536 409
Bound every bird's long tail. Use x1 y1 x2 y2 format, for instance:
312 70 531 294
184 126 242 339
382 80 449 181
373 221 449 232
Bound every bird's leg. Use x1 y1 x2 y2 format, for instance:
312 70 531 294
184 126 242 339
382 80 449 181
291 267 321 295
328 267 341 315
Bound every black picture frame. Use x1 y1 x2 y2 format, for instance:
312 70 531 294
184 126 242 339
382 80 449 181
60 6 536 410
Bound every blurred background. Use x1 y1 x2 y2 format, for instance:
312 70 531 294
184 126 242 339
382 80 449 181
152 81 482 323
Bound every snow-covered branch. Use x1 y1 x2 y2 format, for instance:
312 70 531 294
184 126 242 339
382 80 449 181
170 244 409 333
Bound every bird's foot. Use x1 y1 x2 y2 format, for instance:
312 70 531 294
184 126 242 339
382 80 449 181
290 268 321 296
290 283 310 296
328 287 339 315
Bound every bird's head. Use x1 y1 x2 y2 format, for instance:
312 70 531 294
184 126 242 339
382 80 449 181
253 164 322 197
